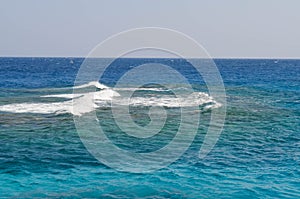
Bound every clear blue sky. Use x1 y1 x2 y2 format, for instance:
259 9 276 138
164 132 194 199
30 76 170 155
0 0 299 58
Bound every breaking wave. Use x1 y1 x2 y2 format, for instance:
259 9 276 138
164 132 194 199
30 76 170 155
0 82 221 116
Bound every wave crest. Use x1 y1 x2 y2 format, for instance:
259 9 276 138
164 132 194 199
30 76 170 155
0 82 221 116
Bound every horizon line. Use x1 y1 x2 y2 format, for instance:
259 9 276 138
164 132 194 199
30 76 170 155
0 56 300 60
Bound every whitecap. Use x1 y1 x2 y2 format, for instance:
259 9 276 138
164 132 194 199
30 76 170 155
73 81 108 89
0 82 222 116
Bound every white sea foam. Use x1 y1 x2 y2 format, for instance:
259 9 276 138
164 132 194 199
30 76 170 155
0 101 73 114
73 81 108 89
0 82 221 116
114 87 168 92
41 94 84 99
105 92 218 108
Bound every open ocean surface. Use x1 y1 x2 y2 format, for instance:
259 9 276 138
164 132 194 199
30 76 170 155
0 58 299 198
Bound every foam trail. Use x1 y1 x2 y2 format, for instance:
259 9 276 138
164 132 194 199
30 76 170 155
0 101 73 114
41 94 84 99
108 92 218 108
41 90 120 100
0 92 221 115
0 82 222 116
114 87 168 92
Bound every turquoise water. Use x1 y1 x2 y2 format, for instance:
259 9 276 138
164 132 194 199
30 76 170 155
0 58 299 198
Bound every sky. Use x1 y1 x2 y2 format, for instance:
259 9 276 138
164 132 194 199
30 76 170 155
0 0 299 58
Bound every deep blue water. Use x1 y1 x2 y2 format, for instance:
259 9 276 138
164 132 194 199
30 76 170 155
0 58 299 198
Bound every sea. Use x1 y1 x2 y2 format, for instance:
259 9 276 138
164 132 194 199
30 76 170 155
0 57 299 198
